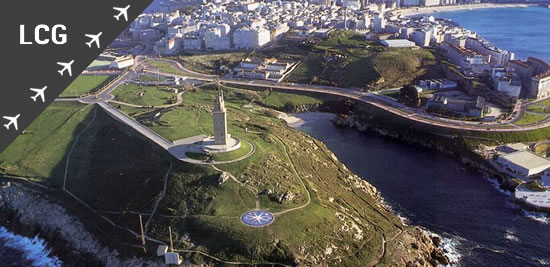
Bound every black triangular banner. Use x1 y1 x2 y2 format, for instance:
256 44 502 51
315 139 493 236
0 0 154 153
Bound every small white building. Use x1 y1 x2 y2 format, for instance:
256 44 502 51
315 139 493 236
110 56 134 69
380 39 417 48
164 252 182 265
497 151 550 177
157 245 168 256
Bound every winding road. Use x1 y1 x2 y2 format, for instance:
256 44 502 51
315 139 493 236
142 57 550 133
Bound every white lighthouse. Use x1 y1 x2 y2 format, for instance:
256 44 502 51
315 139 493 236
198 89 242 154
213 90 229 145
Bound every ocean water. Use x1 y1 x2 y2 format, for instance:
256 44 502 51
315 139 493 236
432 6 550 62
294 113 550 266
0 227 62 267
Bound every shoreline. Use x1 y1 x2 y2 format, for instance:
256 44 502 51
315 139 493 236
0 181 160 266
287 111 461 265
393 3 536 17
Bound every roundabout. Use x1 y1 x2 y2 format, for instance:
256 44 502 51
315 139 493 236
241 210 274 227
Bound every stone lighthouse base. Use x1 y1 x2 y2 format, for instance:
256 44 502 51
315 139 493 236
201 135 241 154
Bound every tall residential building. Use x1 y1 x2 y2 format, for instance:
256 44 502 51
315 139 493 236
423 0 440 6
509 57 550 99
402 0 421 6
233 27 271 49
412 29 431 47
466 37 514 65
373 13 386 33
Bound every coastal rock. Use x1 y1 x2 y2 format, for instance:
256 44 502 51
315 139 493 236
278 191 295 203
218 172 229 185
431 248 450 265
261 188 273 195
0 183 162 266
431 235 442 247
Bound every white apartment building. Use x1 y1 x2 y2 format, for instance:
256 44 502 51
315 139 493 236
373 13 386 33
233 27 271 49
403 0 421 6
204 28 231 50
412 30 431 47
424 0 441 6
183 34 203 50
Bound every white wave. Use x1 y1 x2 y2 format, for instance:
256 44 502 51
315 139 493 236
522 210 550 225
377 197 411 225
396 214 410 226
485 176 512 196
0 227 62 267
504 229 520 242
440 235 463 266
426 232 463 266
534 257 550 266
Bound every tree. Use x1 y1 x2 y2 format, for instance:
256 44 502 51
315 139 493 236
399 85 420 107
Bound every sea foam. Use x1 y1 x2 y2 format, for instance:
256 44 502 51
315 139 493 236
0 227 62 267
522 210 550 225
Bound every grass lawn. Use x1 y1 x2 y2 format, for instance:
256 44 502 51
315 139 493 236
526 105 549 113
112 84 178 106
212 141 252 162
145 58 186 75
87 60 111 69
0 102 94 183
60 75 114 97
137 74 166 82
172 52 247 75
538 99 550 107
282 53 324 84
185 141 252 162
263 91 322 109
137 89 216 140
513 113 548 126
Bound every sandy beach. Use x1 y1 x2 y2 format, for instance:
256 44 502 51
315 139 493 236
278 112 305 127
393 3 535 17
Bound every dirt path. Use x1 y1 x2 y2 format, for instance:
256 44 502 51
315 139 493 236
144 163 173 234
270 135 312 216
63 106 97 190
110 91 184 109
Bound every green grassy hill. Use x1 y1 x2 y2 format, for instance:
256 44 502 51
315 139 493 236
171 52 248 75
287 31 445 90
0 89 440 265
112 84 178 107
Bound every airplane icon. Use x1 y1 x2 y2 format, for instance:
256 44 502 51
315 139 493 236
113 5 130 21
57 60 74 76
3 114 20 131
30 86 48 103
85 32 102 48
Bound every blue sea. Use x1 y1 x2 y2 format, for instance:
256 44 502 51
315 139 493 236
432 6 550 62
295 113 550 266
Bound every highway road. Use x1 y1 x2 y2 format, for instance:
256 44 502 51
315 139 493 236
57 56 549 134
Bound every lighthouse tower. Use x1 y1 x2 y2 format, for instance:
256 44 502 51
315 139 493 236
212 90 229 145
